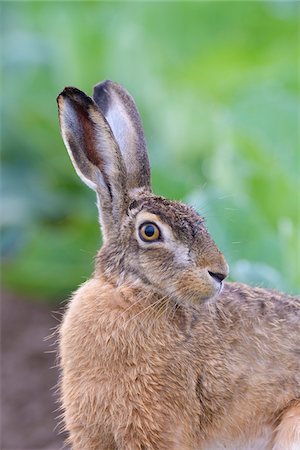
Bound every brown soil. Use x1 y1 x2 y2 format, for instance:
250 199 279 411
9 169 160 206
1 291 68 450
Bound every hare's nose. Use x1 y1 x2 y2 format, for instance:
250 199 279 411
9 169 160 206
208 271 227 284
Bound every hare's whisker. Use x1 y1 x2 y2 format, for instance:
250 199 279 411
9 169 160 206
140 295 169 329
121 297 164 329
117 295 145 321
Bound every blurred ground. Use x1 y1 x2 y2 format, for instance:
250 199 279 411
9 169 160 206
1 291 67 450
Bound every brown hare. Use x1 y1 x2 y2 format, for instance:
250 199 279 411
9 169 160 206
57 80 300 450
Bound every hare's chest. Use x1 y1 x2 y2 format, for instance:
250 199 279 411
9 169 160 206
61 286 199 433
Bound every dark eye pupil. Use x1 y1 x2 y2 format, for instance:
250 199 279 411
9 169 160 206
144 225 155 237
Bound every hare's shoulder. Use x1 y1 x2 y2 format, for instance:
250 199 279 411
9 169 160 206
60 278 126 342
67 277 123 312
59 278 130 368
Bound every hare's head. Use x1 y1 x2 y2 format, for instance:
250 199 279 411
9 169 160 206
57 81 228 303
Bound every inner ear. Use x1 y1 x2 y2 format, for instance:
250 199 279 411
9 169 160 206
93 80 152 192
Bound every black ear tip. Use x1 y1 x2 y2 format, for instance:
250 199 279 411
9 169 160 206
56 86 94 108
58 86 82 98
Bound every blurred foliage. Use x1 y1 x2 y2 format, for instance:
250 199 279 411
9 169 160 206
1 1 299 303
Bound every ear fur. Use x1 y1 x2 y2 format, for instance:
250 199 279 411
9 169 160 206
57 87 128 240
93 80 151 192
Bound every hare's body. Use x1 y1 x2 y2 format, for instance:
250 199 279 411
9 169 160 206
60 277 299 450
57 80 300 449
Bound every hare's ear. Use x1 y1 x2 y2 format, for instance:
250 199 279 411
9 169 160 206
57 87 128 240
93 80 151 192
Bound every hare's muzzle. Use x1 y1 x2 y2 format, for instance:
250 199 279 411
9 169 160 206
206 255 229 290
200 245 229 289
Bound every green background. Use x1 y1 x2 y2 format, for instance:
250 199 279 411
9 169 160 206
2 1 299 303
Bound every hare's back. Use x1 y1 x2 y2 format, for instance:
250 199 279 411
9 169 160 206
215 282 300 365
220 282 300 329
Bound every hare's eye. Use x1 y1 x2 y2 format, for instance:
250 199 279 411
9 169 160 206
139 222 160 242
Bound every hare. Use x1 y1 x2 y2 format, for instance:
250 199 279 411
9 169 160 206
57 80 300 450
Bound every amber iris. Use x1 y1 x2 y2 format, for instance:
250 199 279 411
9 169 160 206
139 223 160 242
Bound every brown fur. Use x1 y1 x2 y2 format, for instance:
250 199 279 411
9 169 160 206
57 81 300 449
